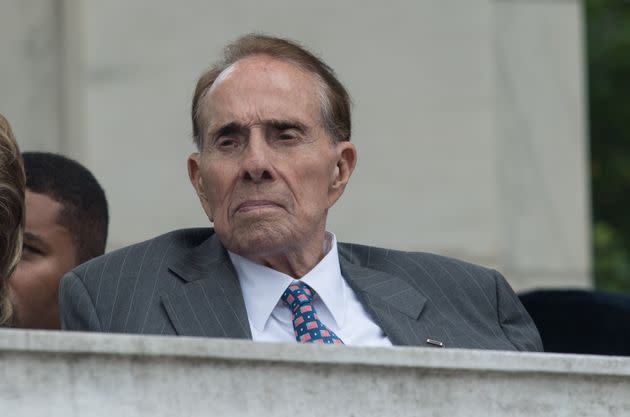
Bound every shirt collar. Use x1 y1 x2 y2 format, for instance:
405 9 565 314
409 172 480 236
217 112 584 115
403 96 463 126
229 232 346 332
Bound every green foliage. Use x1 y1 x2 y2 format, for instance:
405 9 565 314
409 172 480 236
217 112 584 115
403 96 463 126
587 0 630 292
593 223 630 292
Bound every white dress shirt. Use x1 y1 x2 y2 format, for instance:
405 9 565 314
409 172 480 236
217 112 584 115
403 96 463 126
228 233 392 346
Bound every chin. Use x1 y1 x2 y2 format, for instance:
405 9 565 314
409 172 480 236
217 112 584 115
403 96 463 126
222 220 295 257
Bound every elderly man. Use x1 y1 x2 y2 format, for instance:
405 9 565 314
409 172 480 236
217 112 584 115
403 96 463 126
60 34 542 351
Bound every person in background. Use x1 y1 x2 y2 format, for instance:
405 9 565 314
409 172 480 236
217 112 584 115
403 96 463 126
0 114 25 327
9 152 108 329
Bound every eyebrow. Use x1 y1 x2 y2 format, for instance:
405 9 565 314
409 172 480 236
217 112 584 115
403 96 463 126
23 232 48 249
267 119 308 133
209 119 309 141
211 122 243 141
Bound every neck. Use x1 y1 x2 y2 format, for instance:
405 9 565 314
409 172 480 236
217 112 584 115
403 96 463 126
248 230 328 278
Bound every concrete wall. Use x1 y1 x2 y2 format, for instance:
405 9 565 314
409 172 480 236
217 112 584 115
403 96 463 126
0 0 590 291
0 1 64 152
1 329 629 416
495 1 591 290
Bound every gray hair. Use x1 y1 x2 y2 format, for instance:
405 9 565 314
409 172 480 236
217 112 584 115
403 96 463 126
191 33 352 149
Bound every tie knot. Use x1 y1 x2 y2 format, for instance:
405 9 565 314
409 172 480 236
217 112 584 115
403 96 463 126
281 281 315 311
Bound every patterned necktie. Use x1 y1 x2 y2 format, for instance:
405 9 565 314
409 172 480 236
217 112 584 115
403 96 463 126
281 281 344 345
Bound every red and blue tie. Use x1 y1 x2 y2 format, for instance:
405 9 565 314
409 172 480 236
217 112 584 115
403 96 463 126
281 281 344 345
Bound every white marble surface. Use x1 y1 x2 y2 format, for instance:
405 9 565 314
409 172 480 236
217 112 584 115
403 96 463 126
0 0 590 291
1 329 629 417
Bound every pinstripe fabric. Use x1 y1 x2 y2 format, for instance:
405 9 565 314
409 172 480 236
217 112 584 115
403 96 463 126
59 228 542 351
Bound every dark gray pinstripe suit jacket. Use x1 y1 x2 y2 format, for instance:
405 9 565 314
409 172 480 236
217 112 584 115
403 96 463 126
59 228 542 351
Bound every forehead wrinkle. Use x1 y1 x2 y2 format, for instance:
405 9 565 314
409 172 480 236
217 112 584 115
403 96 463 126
206 96 308 137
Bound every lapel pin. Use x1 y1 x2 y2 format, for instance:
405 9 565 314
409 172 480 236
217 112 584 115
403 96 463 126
426 338 444 347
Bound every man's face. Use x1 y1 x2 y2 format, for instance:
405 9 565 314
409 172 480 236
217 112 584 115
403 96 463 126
189 56 356 259
9 190 78 329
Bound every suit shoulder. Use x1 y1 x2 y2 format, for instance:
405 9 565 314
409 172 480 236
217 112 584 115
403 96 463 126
338 241 496 284
71 227 215 281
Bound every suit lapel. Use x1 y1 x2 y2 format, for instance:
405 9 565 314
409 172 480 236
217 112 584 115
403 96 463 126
159 232 434 345
161 233 252 339
339 255 430 347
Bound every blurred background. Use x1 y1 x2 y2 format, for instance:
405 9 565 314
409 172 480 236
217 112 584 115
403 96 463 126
0 0 625 294
587 0 630 293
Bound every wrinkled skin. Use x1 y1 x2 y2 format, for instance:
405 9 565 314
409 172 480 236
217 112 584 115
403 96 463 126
188 56 357 277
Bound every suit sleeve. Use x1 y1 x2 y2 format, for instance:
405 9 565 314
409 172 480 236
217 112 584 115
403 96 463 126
493 270 543 352
59 271 103 331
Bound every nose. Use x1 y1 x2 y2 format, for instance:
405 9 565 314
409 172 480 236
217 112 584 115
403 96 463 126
241 130 274 183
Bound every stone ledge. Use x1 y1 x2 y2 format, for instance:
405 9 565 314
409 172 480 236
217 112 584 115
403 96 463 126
1 328 629 377
1 329 629 417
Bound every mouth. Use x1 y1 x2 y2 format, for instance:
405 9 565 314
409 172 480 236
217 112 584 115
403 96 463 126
234 200 283 214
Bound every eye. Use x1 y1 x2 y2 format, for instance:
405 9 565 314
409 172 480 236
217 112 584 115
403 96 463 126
277 130 299 141
22 244 43 257
217 137 240 148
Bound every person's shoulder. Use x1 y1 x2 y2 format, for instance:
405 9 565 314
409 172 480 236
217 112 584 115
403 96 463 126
338 241 497 283
71 227 216 280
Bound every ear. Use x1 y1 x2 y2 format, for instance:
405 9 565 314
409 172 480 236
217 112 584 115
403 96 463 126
328 141 357 207
187 153 214 222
